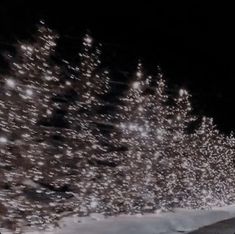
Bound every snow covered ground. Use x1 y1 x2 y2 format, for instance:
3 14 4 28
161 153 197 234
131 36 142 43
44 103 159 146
2 205 235 234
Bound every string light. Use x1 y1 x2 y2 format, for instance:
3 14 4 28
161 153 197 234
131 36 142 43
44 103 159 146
84 34 93 45
25 88 33 96
6 78 16 88
132 81 140 89
0 136 7 144
0 22 234 233
113 62 235 212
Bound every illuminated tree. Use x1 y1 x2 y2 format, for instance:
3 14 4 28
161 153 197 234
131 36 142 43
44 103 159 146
159 89 197 208
105 64 171 213
0 21 70 231
58 34 116 216
189 117 235 207
0 23 235 233
108 65 235 212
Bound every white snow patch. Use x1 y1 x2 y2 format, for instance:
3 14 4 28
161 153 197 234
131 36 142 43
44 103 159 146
2 205 235 234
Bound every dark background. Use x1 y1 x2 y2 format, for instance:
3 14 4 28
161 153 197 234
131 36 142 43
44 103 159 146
0 1 234 133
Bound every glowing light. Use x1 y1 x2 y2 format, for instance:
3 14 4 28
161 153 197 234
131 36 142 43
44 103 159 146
132 81 140 89
84 34 93 45
138 106 143 111
176 115 181 120
6 79 16 88
0 22 234 233
0 137 7 144
46 109 52 115
179 89 188 96
44 75 52 81
120 123 126 129
25 89 33 96
136 71 142 78
92 144 98 149
22 133 30 138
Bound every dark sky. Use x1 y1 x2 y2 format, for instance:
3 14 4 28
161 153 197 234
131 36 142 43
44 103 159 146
0 1 234 133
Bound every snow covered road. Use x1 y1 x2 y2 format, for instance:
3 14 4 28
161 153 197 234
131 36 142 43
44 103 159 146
2 206 235 233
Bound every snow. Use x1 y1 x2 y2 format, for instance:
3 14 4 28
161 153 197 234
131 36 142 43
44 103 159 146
2 205 235 234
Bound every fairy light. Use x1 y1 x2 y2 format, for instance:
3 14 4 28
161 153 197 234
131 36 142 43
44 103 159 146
0 136 7 144
0 22 235 233
132 81 140 89
0 23 70 231
25 88 33 96
6 78 16 88
114 61 235 214
84 34 93 45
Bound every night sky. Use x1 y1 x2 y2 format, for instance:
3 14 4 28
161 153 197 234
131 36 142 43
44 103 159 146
0 1 234 133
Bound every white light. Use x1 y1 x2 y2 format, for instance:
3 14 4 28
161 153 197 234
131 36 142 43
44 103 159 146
45 75 52 81
27 46 33 52
46 109 52 115
6 79 15 88
66 81 71 86
146 77 151 85
84 35 93 45
21 45 27 50
120 123 126 129
176 115 181 120
92 144 98 149
168 119 172 124
136 71 142 78
26 89 33 96
179 89 184 96
37 161 44 166
179 89 187 97
132 81 140 89
0 137 7 144
22 133 30 138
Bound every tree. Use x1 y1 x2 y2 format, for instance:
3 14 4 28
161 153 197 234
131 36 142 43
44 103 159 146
1 23 235 232
189 117 235 207
58 34 117 216
106 64 174 213
159 89 197 208
0 21 70 231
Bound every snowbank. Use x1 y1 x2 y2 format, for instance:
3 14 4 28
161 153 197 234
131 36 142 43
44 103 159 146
2 205 235 233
